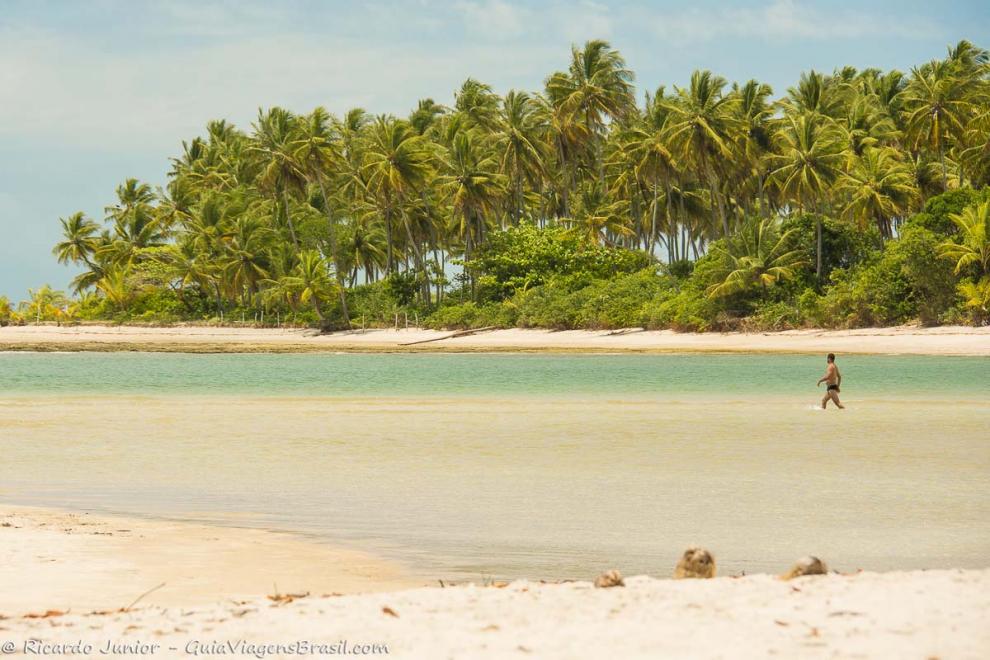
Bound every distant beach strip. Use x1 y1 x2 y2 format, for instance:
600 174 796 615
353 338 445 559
1 324 989 355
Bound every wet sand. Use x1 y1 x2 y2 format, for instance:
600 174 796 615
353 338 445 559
1 324 989 355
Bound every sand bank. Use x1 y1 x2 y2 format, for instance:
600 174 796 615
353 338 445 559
1 506 987 658
0 505 417 614
1 324 988 355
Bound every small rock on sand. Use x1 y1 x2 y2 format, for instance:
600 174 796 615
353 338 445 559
674 547 716 579
594 570 625 588
782 556 829 580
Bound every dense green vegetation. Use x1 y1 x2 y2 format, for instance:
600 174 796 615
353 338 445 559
9 40 990 330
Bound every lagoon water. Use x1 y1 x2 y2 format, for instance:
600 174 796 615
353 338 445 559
1 352 988 579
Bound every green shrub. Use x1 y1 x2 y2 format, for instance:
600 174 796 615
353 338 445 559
425 301 518 329
744 300 805 331
817 257 912 327
515 281 589 329
663 259 695 280
572 269 673 329
905 189 989 238
347 281 407 326
780 214 881 286
383 271 419 306
888 226 957 325
467 223 651 301
644 287 721 331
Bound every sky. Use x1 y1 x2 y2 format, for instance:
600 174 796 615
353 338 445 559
1 0 988 300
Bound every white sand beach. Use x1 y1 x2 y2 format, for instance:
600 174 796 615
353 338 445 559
1 506 988 659
1 323 988 354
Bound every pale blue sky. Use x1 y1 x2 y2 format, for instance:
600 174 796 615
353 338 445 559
1 0 987 299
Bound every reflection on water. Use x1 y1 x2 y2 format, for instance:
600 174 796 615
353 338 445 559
2 353 988 580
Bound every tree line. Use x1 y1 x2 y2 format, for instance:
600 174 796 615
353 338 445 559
9 39 988 329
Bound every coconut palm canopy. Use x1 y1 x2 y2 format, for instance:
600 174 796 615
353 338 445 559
39 39 990 330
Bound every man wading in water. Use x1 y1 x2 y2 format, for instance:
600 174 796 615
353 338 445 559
817 353 844 409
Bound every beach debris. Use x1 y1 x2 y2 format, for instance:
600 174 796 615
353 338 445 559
594 569 625 588
382 606 399 618
674 547 716 579
399 326 497 346
267 583 309 605
267 591 309 605
124 582 166 611
782 556 828 580
22 610 67 619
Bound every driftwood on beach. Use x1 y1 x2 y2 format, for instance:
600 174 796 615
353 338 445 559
398 326 498 346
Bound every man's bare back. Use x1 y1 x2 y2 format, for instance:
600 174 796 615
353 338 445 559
817 353 844 409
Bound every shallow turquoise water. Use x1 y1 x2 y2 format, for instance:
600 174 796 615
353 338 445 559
1 352 988 580
0 352 986 397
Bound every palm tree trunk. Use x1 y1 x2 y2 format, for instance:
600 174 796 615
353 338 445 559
512 172 522 225
384 209 394 276
703 155 729 238
650 178 659 260
759 172 769 219
281 190 300 250
398 205 429 304
316 180 350 324
816 217 823 280
312 297 326 327
939 143 948 190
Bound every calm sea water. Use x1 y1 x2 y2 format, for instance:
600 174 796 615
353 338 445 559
1 352 988 580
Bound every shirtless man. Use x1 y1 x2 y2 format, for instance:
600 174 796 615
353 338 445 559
817 353 844 409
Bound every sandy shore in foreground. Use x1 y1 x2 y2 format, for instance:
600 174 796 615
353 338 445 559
1 506 988 658
1 324 988 355
0 505 418 614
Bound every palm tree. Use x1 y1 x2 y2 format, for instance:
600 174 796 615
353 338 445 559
454 79 501 133
781 70 845 118
253 107 307 249
496 90 549 223
663 70 742 238
0 295 15 325
19 285 69 323
278 250 335 327
939 201 990 276
545 40 635 141
53 212 100 267
957 277 990 324
95 266 136 311
438 130 507 263
767 111 847 278
838 147 919 238
344 218 387 285
222 216 272 300
361 116 433 279
544 40 635 208
618 103 677 256
732 79 775 218
293 106 352 325
707 218 807 298
567 182 631 246
902 60 975 188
